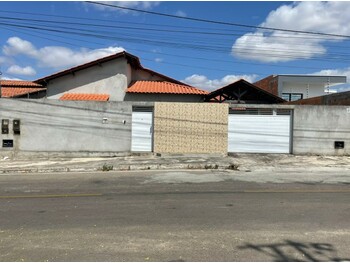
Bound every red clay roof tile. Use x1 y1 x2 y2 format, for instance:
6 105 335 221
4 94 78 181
0 80 46 98
59 93 110 101
1 80 43 87
1 87 46 98
127 81 208 95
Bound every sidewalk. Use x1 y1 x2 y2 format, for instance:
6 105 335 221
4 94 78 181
0 153 234 174
0 153 349 175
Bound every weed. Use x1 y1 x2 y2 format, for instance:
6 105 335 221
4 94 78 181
227 163 239 170
101 163 113 171
205 164 219 169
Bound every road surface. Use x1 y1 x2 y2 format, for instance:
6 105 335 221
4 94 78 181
0 170 349 261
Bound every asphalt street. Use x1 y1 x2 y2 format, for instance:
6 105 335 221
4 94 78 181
0 170 350 261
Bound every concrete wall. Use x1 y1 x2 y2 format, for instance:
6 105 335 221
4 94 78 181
131 68 168 82
46 58 129 101
1 99 349 156
153 102 228 154
0 99 132 155
293 105 350 155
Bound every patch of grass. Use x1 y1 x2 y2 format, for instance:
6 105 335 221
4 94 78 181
101 163 113 171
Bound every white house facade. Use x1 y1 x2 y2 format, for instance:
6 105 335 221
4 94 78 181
254 74 347 102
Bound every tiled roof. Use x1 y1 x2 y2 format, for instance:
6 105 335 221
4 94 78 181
127 81 208 95
1 87 46 98
59 93 110 101
0 80 46 98
1 80 43 87
205 79 285 103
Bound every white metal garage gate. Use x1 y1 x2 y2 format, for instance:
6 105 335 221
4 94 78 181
131 107 153 152
228 108 292 153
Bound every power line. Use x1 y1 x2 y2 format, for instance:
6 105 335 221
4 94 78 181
0 24 335 73
2 6 350 79
0 9 256 33
1 15 348 43
86 1 350 39
3 20 350 62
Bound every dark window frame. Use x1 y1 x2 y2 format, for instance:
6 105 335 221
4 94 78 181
282 93 303 101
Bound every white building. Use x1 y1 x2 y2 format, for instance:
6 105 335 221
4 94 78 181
254 75 347 101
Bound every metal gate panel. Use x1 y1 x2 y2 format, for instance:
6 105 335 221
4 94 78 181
228 115 290 153
131 111 153 152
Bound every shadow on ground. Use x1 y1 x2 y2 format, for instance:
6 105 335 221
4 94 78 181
238 239 350 262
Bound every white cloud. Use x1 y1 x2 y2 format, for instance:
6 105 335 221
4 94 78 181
232 2 350 62
89 1 160 14
3 37 125 69
233 32 326 62
175 10 187 17
3 37 37 57
1 76 22 80
36 46 125 68
312 67 350 92
6 65 36 76
155 57 163 63
182 74 258 91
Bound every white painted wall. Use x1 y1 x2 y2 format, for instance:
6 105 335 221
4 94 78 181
281 83 325 99
277 75 346 100
46 58 129 101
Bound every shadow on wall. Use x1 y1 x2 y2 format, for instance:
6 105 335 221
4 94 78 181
238 240 350 262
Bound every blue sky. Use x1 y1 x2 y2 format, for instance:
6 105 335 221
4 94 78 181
1 1 350 91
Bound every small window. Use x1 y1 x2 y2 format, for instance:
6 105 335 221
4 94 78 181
282 93 290 101
282 93 303 101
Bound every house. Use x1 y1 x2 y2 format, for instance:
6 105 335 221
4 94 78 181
254 75 347 102
35 51 208 102
204 79 285 104
0 80 46 98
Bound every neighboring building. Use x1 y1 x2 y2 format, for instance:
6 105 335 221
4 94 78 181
204 79 285 104
35 51 207 102
284 90 350 105
0 80 46 98
254 75 347 102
